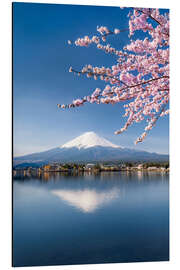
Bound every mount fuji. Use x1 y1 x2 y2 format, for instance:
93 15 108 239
14 131 168 167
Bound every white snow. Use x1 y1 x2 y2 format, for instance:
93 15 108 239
60 131 121 149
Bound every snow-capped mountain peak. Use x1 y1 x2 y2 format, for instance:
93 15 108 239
60 131 120 149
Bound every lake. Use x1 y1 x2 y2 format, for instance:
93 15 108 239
13 171 169 267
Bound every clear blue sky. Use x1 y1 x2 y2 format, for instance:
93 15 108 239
13 3 169 156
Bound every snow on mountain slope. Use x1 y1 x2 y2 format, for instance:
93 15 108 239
61 131 121 149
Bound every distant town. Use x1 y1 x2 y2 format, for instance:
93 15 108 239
13 161 169 176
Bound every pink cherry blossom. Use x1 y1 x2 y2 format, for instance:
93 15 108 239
58 7 169 144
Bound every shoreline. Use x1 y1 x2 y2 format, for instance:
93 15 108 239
13 168 169 175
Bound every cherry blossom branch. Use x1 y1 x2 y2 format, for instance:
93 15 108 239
134 103 169 144
60 7 169 144
123 76 169 90
69 67 169 91
136 8 169 35
136 9 162 26
57 86 169 109
98 27 129 38
69 67 128 86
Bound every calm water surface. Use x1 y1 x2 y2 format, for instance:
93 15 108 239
13 171 169 267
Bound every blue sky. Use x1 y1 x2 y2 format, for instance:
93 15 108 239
13 3 169 156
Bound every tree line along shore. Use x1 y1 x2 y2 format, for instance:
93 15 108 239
13 161 169 174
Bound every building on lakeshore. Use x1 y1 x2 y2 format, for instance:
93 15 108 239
147 166 158 171
137 164 144 170
85 164 95 170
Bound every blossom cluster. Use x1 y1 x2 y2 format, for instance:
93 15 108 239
58 8 169 144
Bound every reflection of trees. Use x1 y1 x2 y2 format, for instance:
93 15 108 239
13 170 169 184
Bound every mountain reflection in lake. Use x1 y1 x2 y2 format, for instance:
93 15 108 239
13 171 169 267
52 188 119 213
